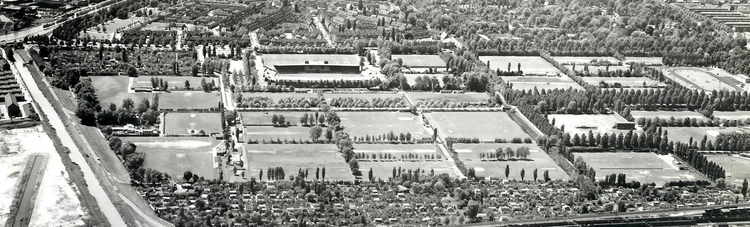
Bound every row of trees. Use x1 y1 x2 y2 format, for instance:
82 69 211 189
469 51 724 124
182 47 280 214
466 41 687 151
299 112 326 126
328 97 408 108
276 78 382 89
73 78 102 126
466 165 550 182
259 167 286 181
673 142 726 181
478 147 532 160
357 152 442 161
350 131 414 143
237 95 323 108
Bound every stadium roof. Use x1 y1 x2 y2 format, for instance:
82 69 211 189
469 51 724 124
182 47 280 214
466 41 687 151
263 54 361 68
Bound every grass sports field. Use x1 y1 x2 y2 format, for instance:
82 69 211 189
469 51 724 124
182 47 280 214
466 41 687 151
164 113 222 135
631 111 708 121
500 76 584 91
124 137 221 180
158 92 222 110
453 143 569 180
572 65 630 73
548 114 637 135
581 77 665 87
662 67 746 92
243 144 355 181
134 76 218 91
242 126 311 142
90 76 151 107
338 112 430 139
552 56 621 65
424 112 531 141
624 57 663 66
405 92 490 104
712 111 750 121
392 55 446 68
663 127 744 144
575 152 705 185
240 111 313 125
705 155 750 186
355 143 456 180
479 56 561 75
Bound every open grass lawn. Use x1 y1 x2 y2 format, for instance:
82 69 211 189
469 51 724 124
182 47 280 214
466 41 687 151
479 56 561 75
338 112 430 139
548 114 638 135
164 113 223 135
243 144 355 181
359 161 457 181
713 111 750 121
624 57 663 65
500 76 584 91
405 92 490 104
581 77 665 87
575 152 706 185
705 155 750 186
663 67 746 92
354 143 442 156
453 143 569 180
263 54 360 69
134 76 217 90
240 111 311 125
630 111 708 121
424 112 530 141
124 137 221 180
663 127 745 144
392 55 446 68
158 92 222 110
243 126 311 142
552 56 621 65
90 76 151 107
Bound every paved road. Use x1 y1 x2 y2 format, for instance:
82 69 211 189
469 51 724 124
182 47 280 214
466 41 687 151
7 51 127 226
312 17 334 47
0 0 118 44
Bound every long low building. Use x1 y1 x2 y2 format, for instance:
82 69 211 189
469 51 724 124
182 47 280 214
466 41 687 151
262 54 365 81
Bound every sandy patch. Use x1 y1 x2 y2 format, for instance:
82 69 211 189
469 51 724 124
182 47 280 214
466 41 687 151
0 126 84 225
454 149 473 153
